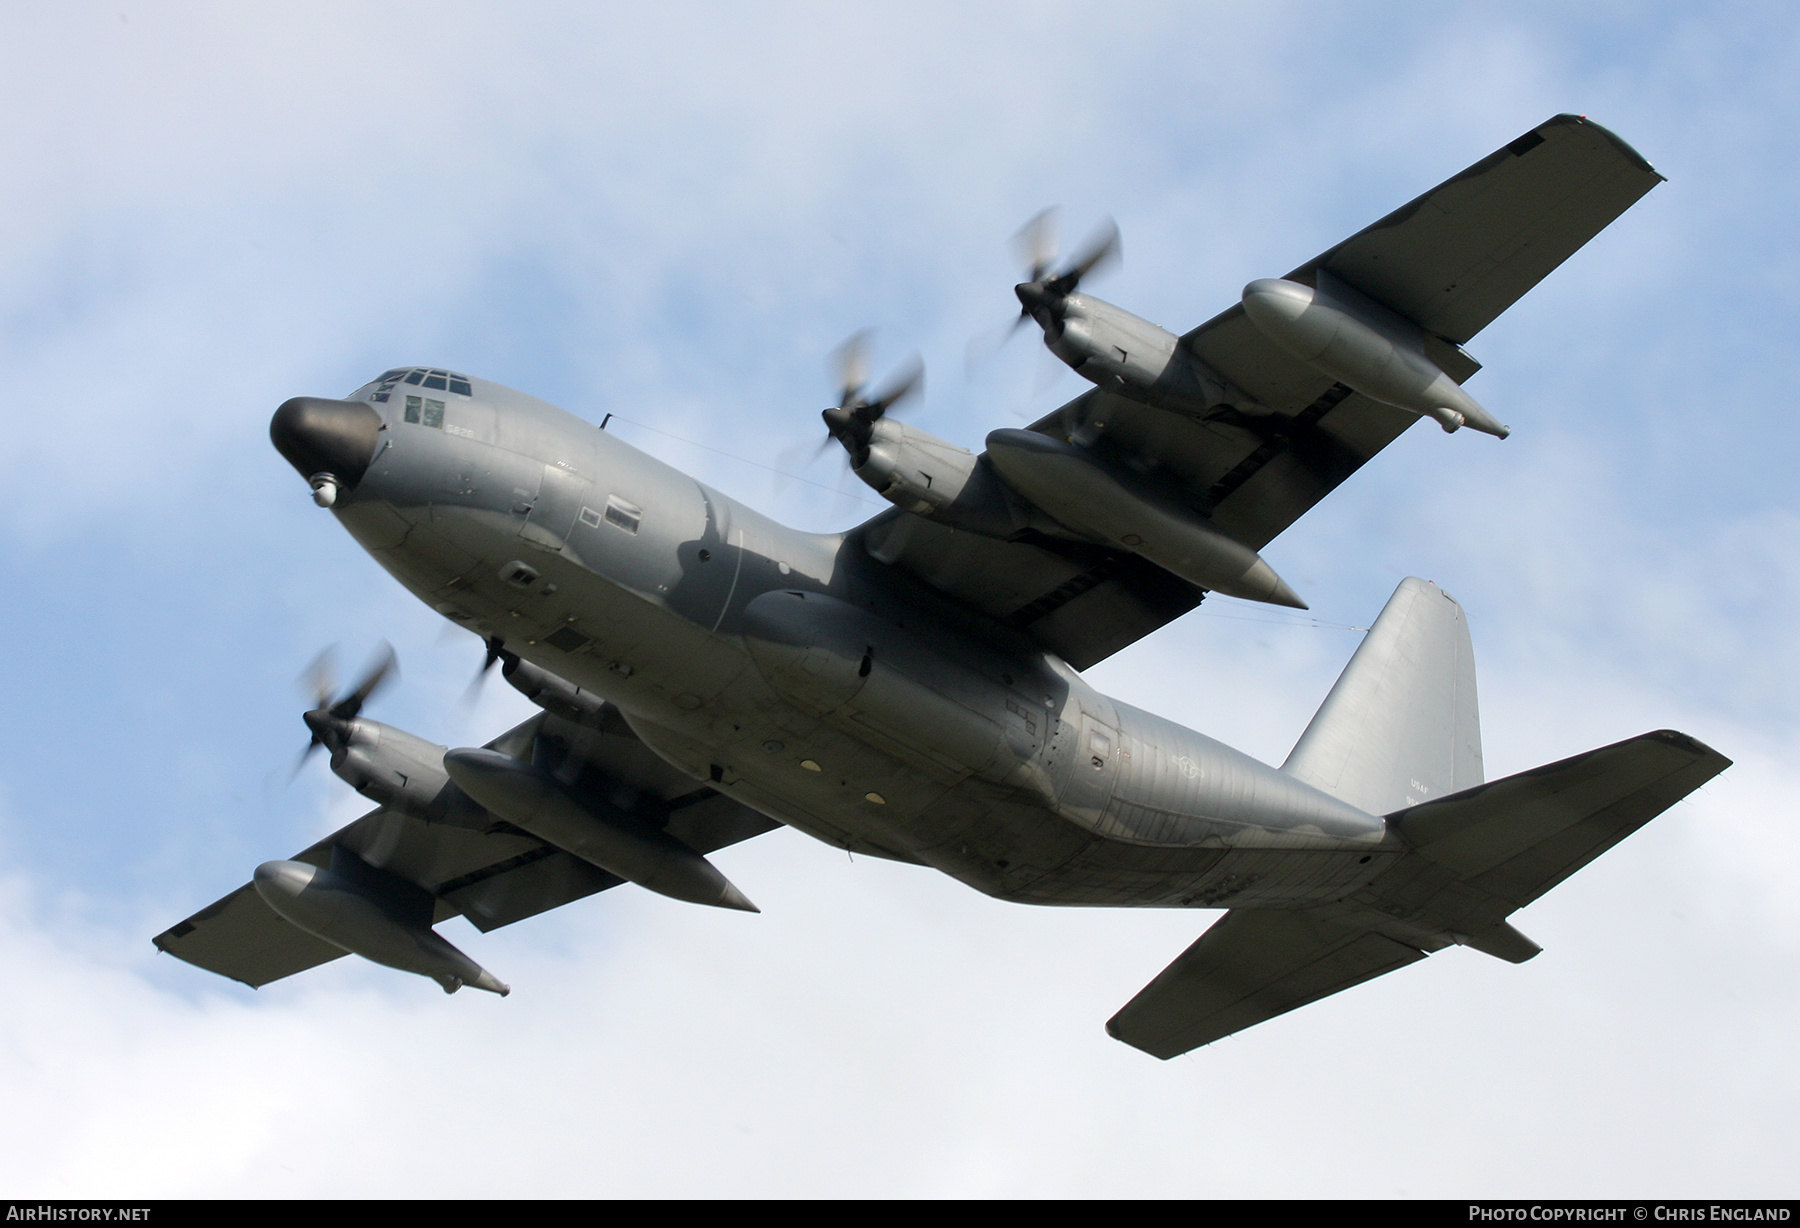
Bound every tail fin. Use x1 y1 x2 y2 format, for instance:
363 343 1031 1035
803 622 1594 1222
1283 577 1482 815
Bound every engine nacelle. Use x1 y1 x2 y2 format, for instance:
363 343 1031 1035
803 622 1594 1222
853 418 980 516
1033 292 1232 416
329 718 491 830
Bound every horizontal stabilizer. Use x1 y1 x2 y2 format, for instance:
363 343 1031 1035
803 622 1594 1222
1106 909 1426 1059
1393 729 1730 909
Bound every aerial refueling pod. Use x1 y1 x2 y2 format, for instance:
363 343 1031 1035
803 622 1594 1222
740 590 1044 788
253 858 509 995
1240 274 1508 438
983 429 1307 609
441 748 759 912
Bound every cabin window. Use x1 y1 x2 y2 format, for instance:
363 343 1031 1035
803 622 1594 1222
578 506 603 529
604 495 642 534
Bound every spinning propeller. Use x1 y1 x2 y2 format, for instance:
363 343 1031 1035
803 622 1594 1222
1011 207 1121 336
461 634 517 705
818 330 923 469
294 642 397 774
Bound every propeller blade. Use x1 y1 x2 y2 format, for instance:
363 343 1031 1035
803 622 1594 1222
866 353 923 417
329 642 397 721
290 742 320 781
461 635 511 706
299 647 338 711
831 329 873 409
1063 216 1120 287
1013 207 1058 284
291 642 399 782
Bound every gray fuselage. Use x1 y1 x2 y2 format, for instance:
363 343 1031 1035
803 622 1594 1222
326 372 1400 910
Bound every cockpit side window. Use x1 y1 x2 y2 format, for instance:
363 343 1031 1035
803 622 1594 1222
369 369 410 403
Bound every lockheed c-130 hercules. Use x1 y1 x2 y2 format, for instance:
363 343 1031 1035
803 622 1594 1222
157 115 1728 1059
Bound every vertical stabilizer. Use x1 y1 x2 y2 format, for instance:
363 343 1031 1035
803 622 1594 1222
1282 578 1481 815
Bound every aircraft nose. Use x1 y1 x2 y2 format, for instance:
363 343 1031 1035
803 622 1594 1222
270 397 383 504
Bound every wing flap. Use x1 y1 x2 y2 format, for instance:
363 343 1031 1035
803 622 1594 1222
1107 908 1427 1058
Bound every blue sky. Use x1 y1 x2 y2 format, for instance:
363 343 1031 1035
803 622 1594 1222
0 2 1794 1197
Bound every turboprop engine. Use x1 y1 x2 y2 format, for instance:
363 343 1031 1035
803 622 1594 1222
295 645 491 830
320 716 494 830
1240 272 1508 437
853 417 980 517
1006 211 1235 417
1022 289 1232 417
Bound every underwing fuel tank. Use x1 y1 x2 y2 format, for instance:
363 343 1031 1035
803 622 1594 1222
1241 274 1509 438
252 859 510 995
440 748 759 913
983 429 1307 609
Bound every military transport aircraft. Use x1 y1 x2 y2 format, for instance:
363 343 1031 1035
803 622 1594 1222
156 114 1729 1059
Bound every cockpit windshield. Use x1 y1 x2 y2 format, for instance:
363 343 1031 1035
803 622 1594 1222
368 368 473 402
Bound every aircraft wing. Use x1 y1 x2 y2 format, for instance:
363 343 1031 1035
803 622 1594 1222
863 115 1661 666
153 710 780 989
